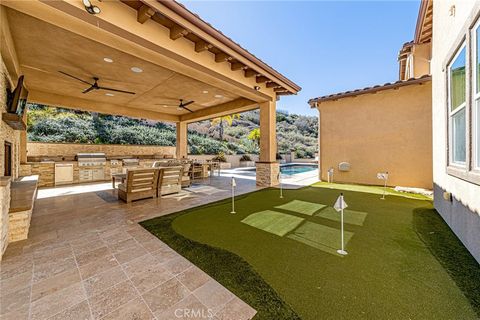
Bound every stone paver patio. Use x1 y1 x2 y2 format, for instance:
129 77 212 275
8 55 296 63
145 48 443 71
0 176 260 320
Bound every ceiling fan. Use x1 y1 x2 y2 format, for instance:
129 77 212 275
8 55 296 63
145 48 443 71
156 99 195 113
59 71 135 95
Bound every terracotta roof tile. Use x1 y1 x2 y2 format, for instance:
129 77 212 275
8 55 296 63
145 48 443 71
308 74 431 107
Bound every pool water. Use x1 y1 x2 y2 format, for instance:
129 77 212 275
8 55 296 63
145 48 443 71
280 164 317 175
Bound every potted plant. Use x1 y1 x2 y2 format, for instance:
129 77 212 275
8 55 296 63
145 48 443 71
212 152 231 169
239 154 255 167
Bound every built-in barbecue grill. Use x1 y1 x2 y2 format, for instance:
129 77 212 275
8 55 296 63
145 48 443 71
76 153 106 182
76 153 107 167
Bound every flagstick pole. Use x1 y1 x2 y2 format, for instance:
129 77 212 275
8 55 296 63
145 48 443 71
279 173 283 199
336 193 348 256
381 172 388 200
231 178 236 214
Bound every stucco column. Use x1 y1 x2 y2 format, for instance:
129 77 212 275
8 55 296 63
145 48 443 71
256 101 279 187
176 122 188 159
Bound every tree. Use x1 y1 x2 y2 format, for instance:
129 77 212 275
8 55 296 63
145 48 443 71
210 114 239 141
248 128 260 147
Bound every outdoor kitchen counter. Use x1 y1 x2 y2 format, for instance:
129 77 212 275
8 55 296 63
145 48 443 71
18 159 162 187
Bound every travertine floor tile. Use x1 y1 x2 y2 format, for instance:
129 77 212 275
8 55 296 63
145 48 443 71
82 265 127 297
30 282 86 320
176 266 211 292
142 278 191 315
123 254 174 294
100 298 154 320
1 178 258 320
88 280 138 320
31 267 81 302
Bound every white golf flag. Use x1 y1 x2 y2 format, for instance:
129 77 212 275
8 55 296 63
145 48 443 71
231 177 236 187
333 195 348 212
377 172 388 180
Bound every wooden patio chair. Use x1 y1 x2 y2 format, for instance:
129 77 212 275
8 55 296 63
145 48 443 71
180 162 191 188
117 168 159 203
157 166 183 197
189 162 204 181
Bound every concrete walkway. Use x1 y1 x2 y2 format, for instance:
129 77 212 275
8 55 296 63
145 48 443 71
0 176 260 320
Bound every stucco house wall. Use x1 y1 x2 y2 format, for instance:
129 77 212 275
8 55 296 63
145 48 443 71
317 81 432 189
431 1 480 262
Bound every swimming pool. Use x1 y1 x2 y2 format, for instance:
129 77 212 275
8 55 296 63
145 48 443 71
280 164 317 175
236 164 317 176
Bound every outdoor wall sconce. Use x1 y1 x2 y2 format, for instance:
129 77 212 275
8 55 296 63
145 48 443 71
83 0 101 15
253 86 261 91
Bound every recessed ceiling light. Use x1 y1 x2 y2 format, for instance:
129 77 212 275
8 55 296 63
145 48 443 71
130 67 143 73
163 105 169 108
214 94 223 98
105 93 114 96
202 90 209 94
177 107 183 110
103 57 113 63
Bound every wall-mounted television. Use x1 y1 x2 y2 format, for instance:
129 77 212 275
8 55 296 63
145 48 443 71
7 75 29 116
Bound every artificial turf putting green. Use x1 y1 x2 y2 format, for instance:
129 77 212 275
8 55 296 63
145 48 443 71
141 185 480 320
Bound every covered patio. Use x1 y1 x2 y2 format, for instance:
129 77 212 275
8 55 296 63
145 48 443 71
1 0 300 187
0 0 300 319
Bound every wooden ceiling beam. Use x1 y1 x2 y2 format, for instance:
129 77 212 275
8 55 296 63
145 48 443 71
169 24 188 40
230 62 246 71
274 87 287 92
276 91 291 96
194 40 213 53
137 4 155 24
180 98 258 123
266 82 279 88
256 76 269 83
215 52 232 63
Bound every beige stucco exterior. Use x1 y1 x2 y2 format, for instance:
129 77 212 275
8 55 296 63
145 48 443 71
316 81 432 189
431 0 480 213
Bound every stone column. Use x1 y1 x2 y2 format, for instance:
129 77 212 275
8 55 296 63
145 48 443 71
176 122 188 159
19 108 27 163
0 177 11 261
256 101 279 187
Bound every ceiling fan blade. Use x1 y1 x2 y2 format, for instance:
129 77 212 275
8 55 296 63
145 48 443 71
181 105 194 113
82 86 95 94
181 100 195 107
98 86 136 95
59 71 92 86
154 104 177 106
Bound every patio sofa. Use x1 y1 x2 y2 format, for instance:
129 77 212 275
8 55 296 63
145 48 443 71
157 166 183 197
118 168 159 203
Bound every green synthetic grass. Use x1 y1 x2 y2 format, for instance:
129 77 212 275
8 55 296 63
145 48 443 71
141 185 480 320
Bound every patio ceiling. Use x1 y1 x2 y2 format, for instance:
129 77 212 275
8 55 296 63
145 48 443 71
1 0 301 123
6 9 240 118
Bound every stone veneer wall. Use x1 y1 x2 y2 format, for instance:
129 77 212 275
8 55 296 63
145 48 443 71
1 58 21 260
256 162 280 187
0 60 21 179
27 142 176 159
0 178 10 260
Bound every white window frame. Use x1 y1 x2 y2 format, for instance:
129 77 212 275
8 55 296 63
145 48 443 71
473 19 480 170
447 43 467 167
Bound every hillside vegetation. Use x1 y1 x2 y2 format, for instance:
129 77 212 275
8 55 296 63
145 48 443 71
27 104 318 157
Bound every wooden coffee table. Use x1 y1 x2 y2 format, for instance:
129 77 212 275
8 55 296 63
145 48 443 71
111 173 127 189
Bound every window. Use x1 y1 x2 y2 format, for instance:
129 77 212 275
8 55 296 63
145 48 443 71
448 45 467 165
475 22 480 169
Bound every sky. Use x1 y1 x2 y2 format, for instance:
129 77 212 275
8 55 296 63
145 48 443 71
181 0 420 116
